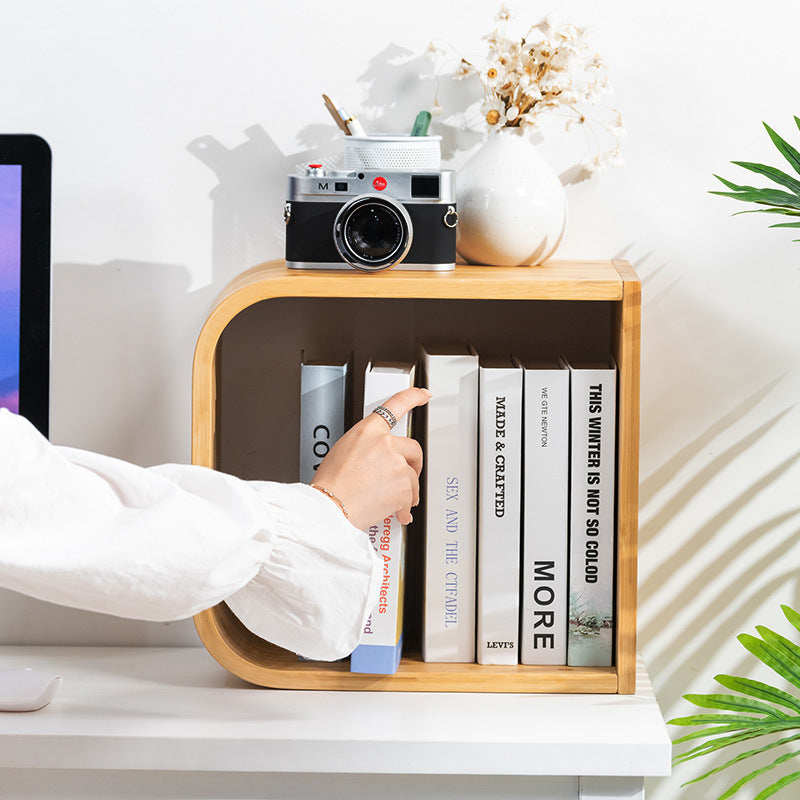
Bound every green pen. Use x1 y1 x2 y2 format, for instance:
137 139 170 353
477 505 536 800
410 111 432 137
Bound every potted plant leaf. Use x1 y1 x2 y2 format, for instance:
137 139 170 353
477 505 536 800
711 117 800 238
670 605 800 799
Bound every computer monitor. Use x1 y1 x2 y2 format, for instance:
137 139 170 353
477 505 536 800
0 134 51 436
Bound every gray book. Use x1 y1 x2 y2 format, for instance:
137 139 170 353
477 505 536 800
299 359 349 484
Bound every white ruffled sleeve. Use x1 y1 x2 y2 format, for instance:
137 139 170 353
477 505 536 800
0 409 381 661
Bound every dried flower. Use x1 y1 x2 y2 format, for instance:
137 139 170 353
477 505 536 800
430 4 626 175
451 59 474 81
484 95 508 127
425 40 445 59
495 3 512 22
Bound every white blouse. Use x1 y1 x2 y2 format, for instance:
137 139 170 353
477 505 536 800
0 409 381 661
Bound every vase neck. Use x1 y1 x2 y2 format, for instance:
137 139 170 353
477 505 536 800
488 126 528 138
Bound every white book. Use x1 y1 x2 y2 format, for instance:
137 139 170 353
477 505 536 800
566 358 617 667
477 357 522 665
520 359 569 665
420 345 479 663
350 361 415 675
298 359 348 485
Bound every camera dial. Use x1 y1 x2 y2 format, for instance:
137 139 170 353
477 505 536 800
334 194 412 272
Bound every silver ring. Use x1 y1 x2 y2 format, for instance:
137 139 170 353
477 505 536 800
373 405 397 430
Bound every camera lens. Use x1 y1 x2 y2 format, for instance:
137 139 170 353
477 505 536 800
346 205 403 261
334 195 412 271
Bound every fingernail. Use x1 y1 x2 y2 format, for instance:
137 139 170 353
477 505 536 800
421 388 432 398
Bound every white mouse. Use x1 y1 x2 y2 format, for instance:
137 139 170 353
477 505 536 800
0 669 62 712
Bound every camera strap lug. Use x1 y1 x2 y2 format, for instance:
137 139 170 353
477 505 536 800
284 202 292 224
443 205 458 229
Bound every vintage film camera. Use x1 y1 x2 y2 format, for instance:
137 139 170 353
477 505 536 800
284 166 458 272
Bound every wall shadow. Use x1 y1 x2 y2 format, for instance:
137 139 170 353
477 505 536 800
623 247 800 800
187 126 332 288
50 259 214 466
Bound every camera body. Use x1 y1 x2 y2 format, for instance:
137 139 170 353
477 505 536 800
285 166 457 272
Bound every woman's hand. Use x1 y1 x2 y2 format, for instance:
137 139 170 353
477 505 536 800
311 387 431 530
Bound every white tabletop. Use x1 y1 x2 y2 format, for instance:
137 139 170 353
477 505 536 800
0 646 671 777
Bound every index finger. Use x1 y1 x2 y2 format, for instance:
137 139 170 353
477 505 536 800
376 387 432 427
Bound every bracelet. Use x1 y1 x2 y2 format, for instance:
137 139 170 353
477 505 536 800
310 484 350 521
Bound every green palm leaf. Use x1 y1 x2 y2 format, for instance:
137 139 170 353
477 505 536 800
755 770 800 799
711 116 800 240
713 174 760 193
709 189 800 210
765 122 800 177
671 712 777 727
732 208 800 217
730 161 800 195
671 603 800 799
673 723 766 746
716 748 800 800
673 722 800 762
784 606 800 635
715 674 800 715
739 633 800 690
682 732 800 789
682 692 790 719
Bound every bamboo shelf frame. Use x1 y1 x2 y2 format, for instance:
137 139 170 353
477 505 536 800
192 259 640 693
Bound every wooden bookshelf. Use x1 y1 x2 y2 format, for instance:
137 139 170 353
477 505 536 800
191 259 640 693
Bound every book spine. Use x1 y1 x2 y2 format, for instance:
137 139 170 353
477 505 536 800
421 350 478 663
350 514 406 674
298 364 347 485
477 366 522 665
350 365 413 675
567 363 617 667
520 366 569 665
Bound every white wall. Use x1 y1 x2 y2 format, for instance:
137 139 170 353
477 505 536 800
3 1 800 797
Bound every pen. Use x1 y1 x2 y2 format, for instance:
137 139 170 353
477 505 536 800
322 94 366 137
411 111 432 137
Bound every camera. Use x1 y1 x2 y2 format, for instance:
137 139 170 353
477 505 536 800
284 166 458 272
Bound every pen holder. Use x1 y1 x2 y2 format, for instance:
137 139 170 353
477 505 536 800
344 134 441 171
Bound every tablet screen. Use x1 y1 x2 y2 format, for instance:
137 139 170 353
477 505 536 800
0 135 51 436
0 164 22 414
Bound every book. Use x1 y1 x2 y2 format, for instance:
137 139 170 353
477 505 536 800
477 356 522 665
298 358 349 485
350 361 415 675
519 358 569 665
419 344 479 663
565 358 617 667
296 357 349 663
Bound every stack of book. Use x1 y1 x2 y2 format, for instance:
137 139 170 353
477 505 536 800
299 347 617 674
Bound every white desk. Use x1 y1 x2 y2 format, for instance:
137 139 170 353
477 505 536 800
0 646 670 799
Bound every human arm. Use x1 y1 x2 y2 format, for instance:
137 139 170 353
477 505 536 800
0 410 380 659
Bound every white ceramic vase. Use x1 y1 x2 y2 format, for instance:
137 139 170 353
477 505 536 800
456 127 567 266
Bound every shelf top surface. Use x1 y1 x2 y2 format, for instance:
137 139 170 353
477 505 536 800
0 646 670 777
216 260 631 308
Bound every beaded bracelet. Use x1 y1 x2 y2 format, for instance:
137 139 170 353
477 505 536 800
310 483 350 521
